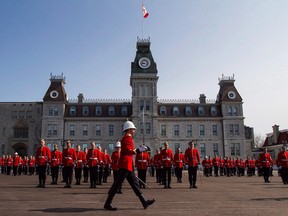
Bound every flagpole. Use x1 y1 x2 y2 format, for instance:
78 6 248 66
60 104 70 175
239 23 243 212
141 0 144 39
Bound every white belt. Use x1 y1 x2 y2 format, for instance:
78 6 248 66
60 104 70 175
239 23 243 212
90 157 98 160
52 159 58 161
281 159 288 161
175 160 183 163
138 160 147 162
163 158 171 161
38 156 45 158
77 160 83 162
65 157 72 160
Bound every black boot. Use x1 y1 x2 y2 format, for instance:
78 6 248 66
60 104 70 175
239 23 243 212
104 195 117 211
139 194 155 209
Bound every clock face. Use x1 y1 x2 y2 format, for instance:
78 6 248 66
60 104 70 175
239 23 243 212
138 57 151 69
228 91 236 99
50 90 59 99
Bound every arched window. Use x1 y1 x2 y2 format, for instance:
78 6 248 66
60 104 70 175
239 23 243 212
121 106 128 116
95 106 102 116
108 106 115 116
70 106 77 116
198 106 205 116
160 106 166 115
210 106 217 116
173 106 180 116
185 106 192 116
232 106 238 116
227 106 232 116
82 106 89 116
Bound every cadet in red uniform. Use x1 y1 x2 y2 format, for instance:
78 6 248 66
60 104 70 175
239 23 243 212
277 146 288 184
174 148 185 183
83 148 89 182
62 140 77 188
111 141 122 193
161 142 174 189
6 155 13 175
50 143 62 184
185 141 200 188
219 156 225 176
28 156 35 175
202 156 210 177
213 155 220 177
87 141 100 188
0 156 3 174
97 146 104 185
1 155 6 174
245 157 253 177
23 156 29 175
35 139 51 188
136 144 150 188
12 152 20 176
154 149 162 184
75 145 85 185
103 149 112 183
224 156 231 177
258 148 274 183
104 120 155 211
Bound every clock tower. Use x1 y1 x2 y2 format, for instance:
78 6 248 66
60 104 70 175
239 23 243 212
130 38 159 146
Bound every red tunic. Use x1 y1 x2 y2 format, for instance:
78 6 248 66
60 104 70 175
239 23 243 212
277 151 288 167
13 156 20 166
50 150 62 167
136 152 150 170
161 148 174 168
111 151 120 171
103 153 112 167
87 148 100 167
185 148 200 167
259 153 273 167
35 146 51 166
62 147 77 167
118 133 135 172
174 153 185 169
213 157 220 167
75 151 85 168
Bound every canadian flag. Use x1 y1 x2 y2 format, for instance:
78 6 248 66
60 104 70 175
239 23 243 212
142 4 149 18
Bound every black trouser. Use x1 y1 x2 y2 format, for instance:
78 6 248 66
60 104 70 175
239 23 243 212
262 167 270 182
107 168 142 201
280 167 288 183
83 166 89 182
51 166 59 183
162 167 171 187
89 166 98 187
13 166 18 176
175 167 183 182
75 167 82 183
188 166 197 187
38 165 47 186
214 166 219 176
63 166 73 186
156 167 161 183
137 169 147 188
98 166 103 184
112 170 122 192
7 166 11 175
103 166 109 182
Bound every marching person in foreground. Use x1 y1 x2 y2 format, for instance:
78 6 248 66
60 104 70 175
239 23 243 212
104 120 155 211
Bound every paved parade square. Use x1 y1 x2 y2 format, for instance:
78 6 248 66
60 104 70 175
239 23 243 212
0 172 288 216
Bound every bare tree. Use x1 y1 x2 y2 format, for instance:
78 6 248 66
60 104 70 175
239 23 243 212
254 133 265 148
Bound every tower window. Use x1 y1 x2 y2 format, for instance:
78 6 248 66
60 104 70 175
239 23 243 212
198 106 205 116
95 106 102 116
160 106 166 115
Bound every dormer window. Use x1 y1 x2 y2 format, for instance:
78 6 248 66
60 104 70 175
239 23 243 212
185 106 192 116
108 106 115 116
70 106 77 116
95 106 102 116
210 106 217 116
173 106 180 116
82 106 89 116
121 106 128 116
198 106 205 116
232 106 238 116
160 106 166 115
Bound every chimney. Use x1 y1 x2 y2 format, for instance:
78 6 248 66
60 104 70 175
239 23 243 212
78 93 84 103
272 125 279 144
199 94 206 104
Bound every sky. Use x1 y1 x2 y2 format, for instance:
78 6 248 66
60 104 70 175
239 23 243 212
0 0 287 137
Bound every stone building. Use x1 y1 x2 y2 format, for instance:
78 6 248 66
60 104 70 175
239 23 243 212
0 38 252 158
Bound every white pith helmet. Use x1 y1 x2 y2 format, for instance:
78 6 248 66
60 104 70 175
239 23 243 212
115 141 121 148
122 120 136 132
